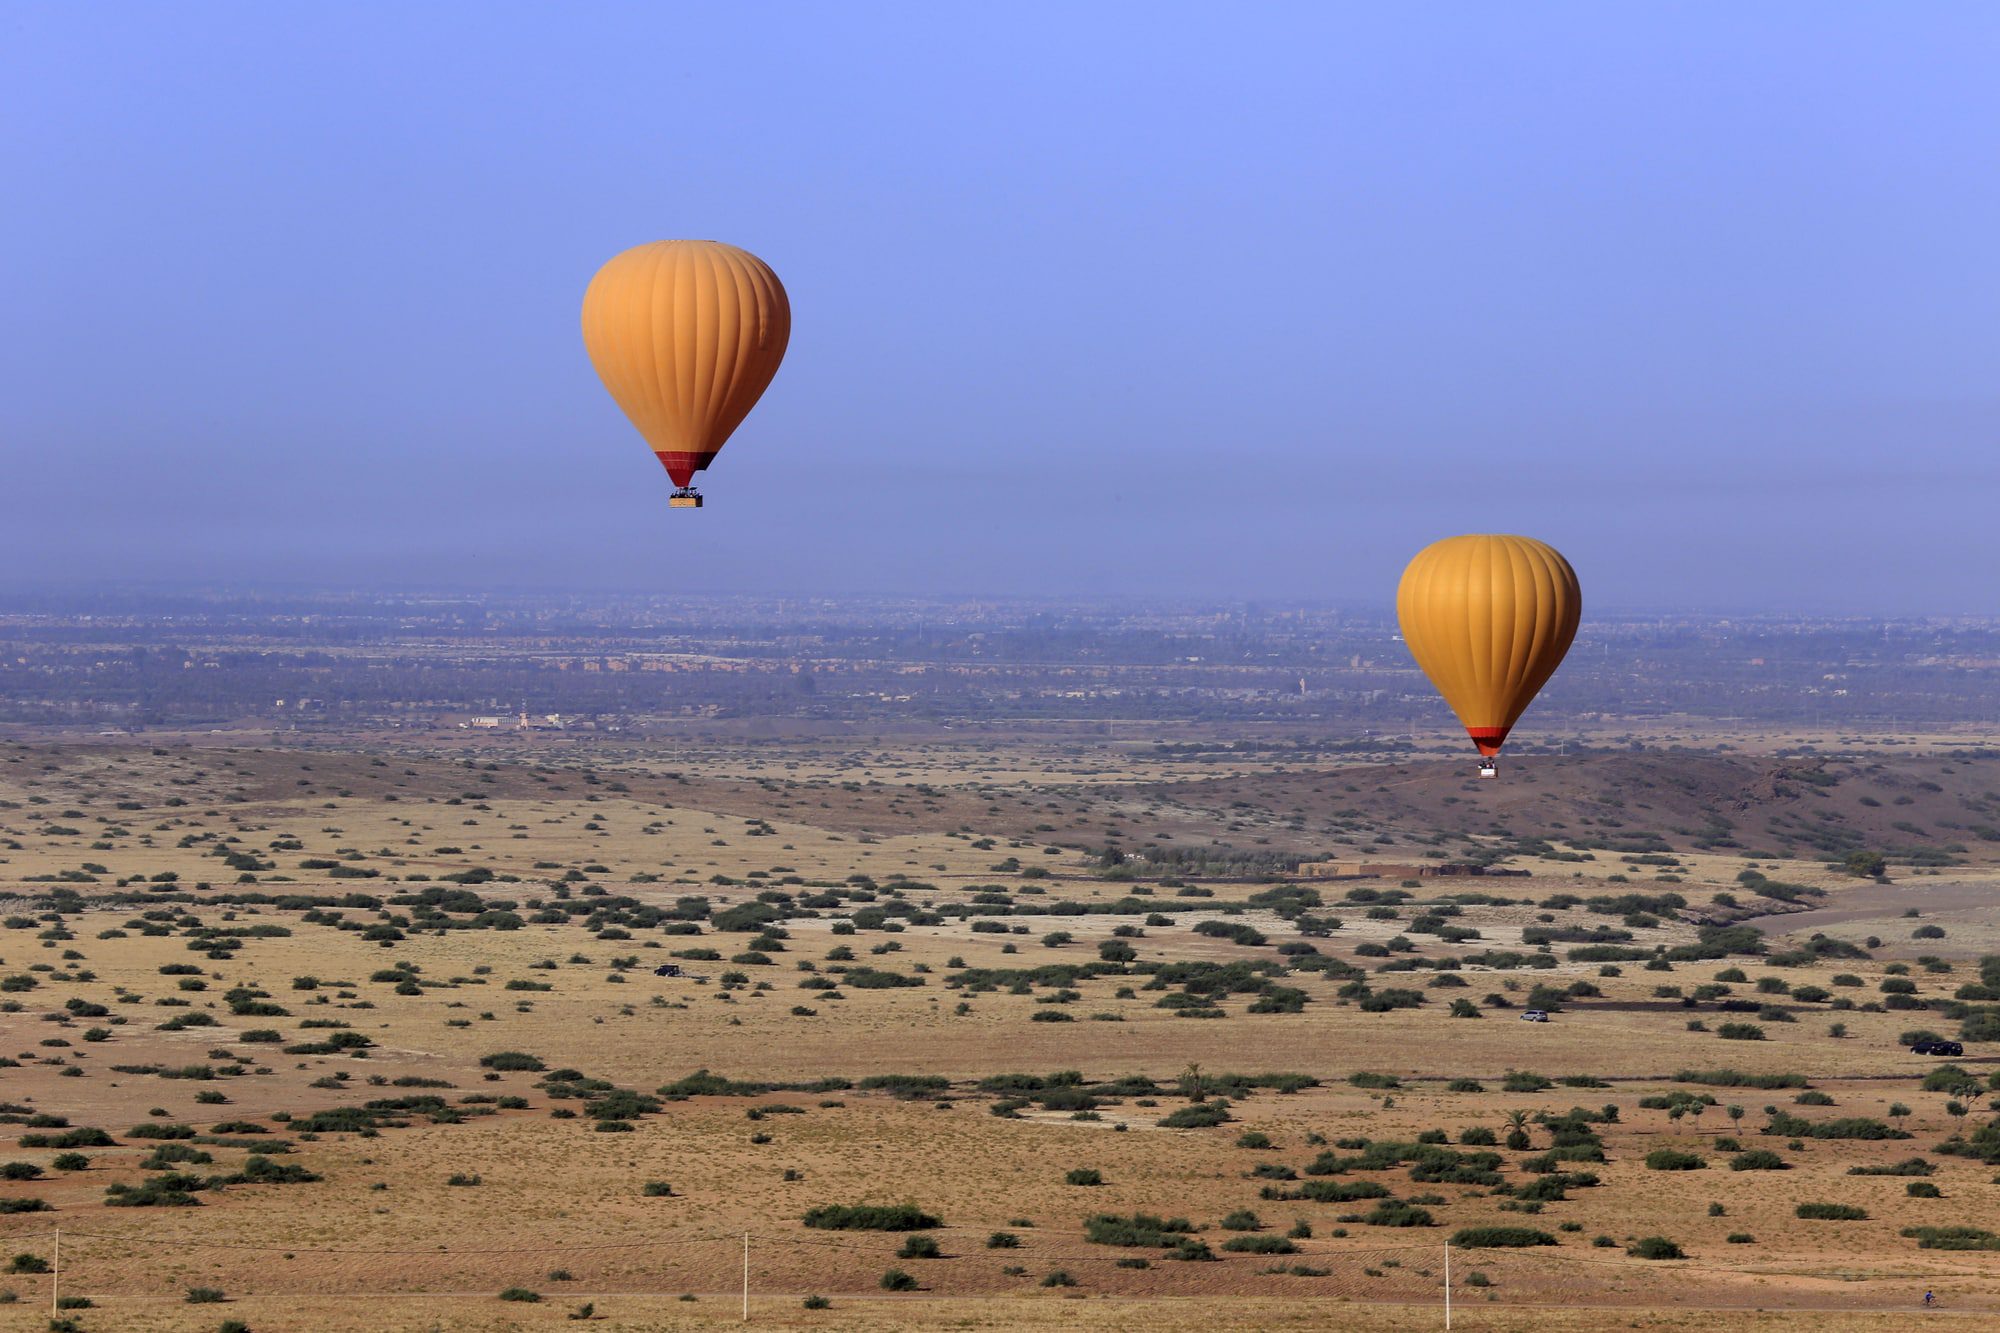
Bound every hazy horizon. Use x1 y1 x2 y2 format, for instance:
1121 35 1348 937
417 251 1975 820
6 3 1999 612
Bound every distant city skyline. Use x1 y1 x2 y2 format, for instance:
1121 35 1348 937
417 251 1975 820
5 3 1998 612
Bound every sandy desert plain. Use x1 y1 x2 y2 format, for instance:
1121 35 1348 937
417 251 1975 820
0 722 1996 1330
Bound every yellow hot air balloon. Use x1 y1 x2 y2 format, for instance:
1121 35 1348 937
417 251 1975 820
1396 534 1580 773
581 240 790 508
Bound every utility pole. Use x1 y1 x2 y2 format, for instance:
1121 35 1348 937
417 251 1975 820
741 1232 749 1321
51 1228 58 1318
1443 1240 1450 1330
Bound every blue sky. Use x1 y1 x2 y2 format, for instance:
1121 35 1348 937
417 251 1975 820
3 2 1998 609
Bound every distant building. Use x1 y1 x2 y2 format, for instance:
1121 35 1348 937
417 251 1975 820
467 715 503 729
1295 861 1528 880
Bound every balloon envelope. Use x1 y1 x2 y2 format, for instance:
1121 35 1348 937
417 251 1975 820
1396 534 1581 756
581 240 790 488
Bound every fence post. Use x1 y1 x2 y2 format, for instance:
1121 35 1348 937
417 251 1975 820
742 1232 749 1321
1443 1239 1450 1330
51 1227 58 1318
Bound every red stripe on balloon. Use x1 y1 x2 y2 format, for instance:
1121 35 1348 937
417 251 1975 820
654 451 720 487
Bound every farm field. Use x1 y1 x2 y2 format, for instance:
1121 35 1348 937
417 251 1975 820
0 730 1996 1330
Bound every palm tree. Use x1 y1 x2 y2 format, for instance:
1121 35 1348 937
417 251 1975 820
1180 1062 1205 1103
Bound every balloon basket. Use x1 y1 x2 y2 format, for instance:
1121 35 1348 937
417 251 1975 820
668 489 704 509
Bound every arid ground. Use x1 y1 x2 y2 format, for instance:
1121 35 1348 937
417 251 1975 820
0 727 1996 1330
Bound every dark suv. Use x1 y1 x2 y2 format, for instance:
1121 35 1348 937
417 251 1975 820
1910 1040 1964 1057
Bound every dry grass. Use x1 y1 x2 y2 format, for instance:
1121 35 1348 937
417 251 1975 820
0 733 1995 1326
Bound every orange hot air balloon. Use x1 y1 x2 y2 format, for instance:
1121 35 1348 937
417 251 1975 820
581 240 791 508
1396 534 1580 768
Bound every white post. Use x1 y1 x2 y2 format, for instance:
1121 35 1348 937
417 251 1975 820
1443 1240 1450 1330
741 1232 749 1321
51 1227 58 1318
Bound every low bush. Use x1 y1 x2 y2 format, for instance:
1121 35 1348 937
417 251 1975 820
1849 1158 1933 1177
1222 1234 1296 1253
1156 1100 1231 1129
1451 1227 1557 1248
1796 1202 1867 1220
802 1204 938 1231
1674 1069 1807 1089
1901 1226 2000 1251
479 1051 545 1072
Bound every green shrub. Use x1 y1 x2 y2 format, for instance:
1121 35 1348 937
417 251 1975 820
1451 1227 1557 1248
1065 1168 1103 1186
479 1051 545 1072
1675 1069 1807 1089
1222 1234 1296 1253
1848 1158 1933 1177
803 1204 938 1231
1083 1213 1195 1247
897 1235 941 1259
880 1268 917 1291
1359 1202 1434 1227
186 1287 227 1303
1763 1114 1907 1141
1644 1150 1706 1171
1901 1226 2000 1250
1156 1100 1231 1129
1627 1237 1685 1259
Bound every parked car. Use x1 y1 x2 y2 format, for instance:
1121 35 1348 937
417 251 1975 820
1910 1039 1963 1057
652 963 683 978
1521 1009 1551 1023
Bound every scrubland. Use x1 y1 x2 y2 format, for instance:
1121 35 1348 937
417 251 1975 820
0 732 1995 1329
